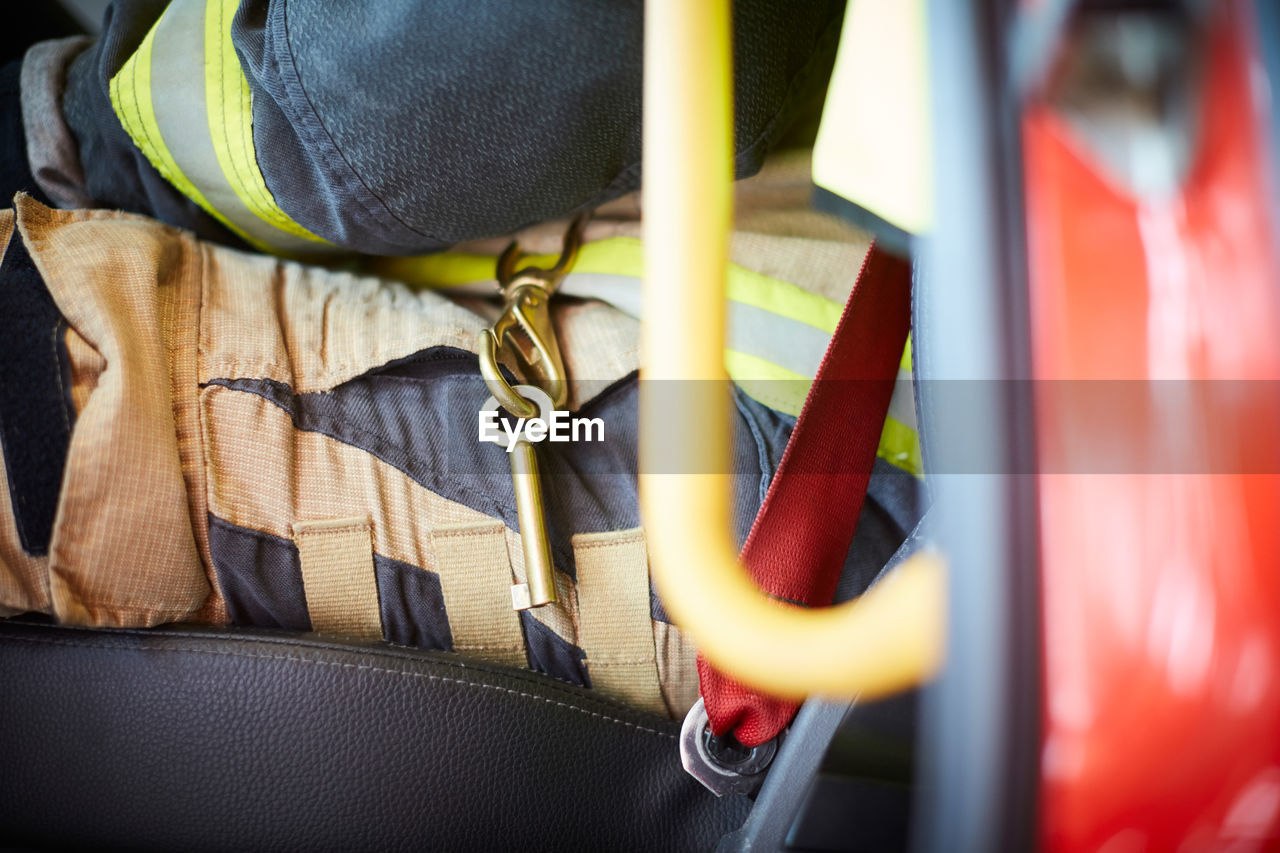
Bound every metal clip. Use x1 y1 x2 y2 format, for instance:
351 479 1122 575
476 216 585 610
679 698 779 797
477 215 585 417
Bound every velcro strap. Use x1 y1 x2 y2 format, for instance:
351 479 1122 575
572 528 666 715
293 516 383 641
431 522 527 668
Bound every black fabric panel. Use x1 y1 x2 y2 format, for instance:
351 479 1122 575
208 514 311 632
205 351 775 590
0 619 751 851
0 60 53 206
373 553 451 651
833 460 923 605
209 514 591 687
519 610 590 689
231 0 845 253
0 226 72 555
52 0 842 255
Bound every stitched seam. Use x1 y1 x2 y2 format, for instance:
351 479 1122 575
0 634 674 738
434 527 505 540
571 536 645 551
189 245 222 594
589 656 658 666
219 0 262 215
201 345 479 382
20 617 591 692
128 46 162 183
295 525 369 536
222 0 273 218
267 30 385 235
50 324 71 437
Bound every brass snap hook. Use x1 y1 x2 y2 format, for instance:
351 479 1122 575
477 214 586 417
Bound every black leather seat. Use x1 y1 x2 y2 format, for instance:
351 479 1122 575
0 618 748 851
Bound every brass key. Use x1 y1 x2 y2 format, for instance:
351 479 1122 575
480 385 559 610
508 436 556 610
476 217 584 610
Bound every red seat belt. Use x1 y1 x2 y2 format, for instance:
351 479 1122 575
696 243 913 747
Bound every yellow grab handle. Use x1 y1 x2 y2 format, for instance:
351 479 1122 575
639 0 946 701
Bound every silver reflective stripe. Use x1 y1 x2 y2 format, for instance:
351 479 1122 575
143 0 337 256
561 273 830 379
888 367 917 431
559 272 644 317
727 301 830 379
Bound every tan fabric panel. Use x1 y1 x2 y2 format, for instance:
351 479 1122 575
572 528 667 716
293 516 383 642
63 326 105 416
0 207 13 247
204 384 493 570
551 301 640 410
12 196 212 626
201 385 584 647
432 522 528 669
729 231 867 305
199 238 640 414
654 620 700 720
200 251 636 419
198 247 483 394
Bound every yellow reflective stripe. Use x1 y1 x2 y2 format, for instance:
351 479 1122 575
204 0 326 245
370 241 648 289
562 236 644 277
374 239 921 471
375 251 496 288
375 236 844 331
109 0 329 255
724 349 811 416
729 349 923 477
878 415 924 477
726 262 843 334
108 15 258 249
569 238 845 334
